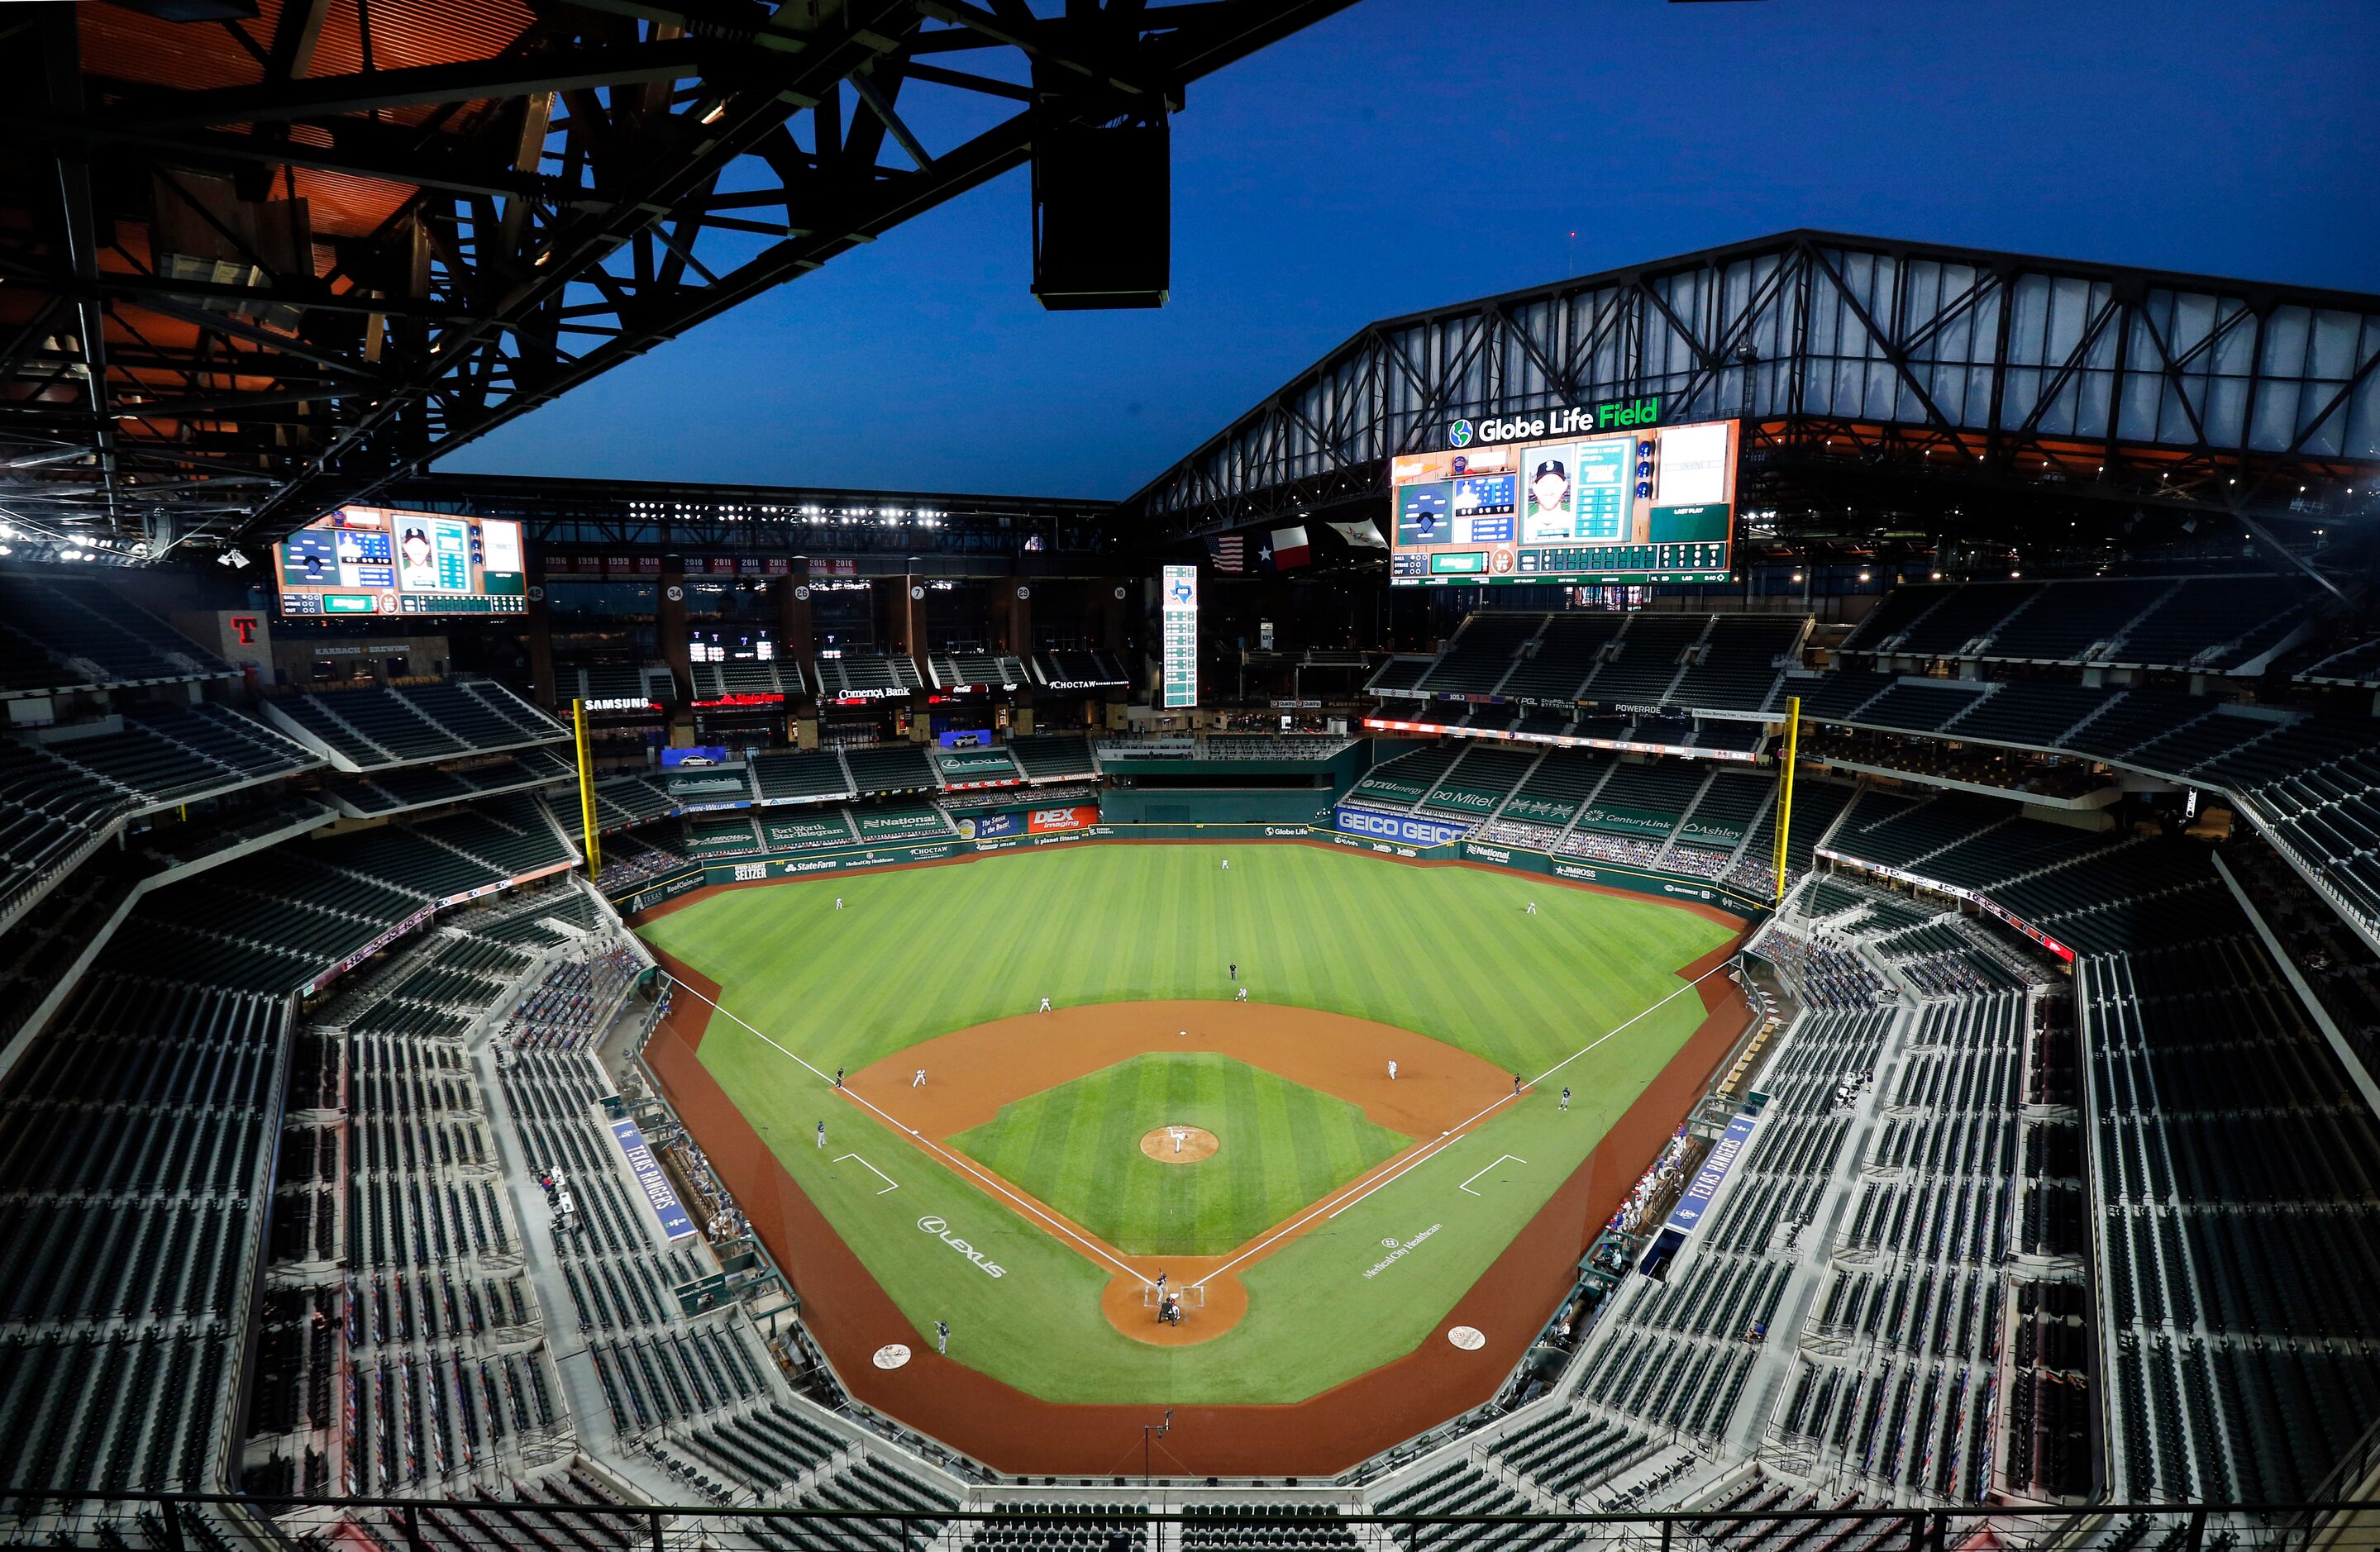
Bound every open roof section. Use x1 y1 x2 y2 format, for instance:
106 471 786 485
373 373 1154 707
0 0 1352 555
1118 229 2380 575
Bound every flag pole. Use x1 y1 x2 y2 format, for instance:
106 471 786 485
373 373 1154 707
1772 695 1800 904
573 697 603 878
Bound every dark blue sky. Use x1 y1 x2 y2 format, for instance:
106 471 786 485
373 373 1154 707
450 0 2379 501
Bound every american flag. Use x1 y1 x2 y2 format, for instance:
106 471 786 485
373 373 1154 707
1205 534 1246 574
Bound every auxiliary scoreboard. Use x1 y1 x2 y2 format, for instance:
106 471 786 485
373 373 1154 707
275 505 528 617
1389 402 1738 587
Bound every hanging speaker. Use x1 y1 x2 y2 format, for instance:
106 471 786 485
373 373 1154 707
1032 116 1170 311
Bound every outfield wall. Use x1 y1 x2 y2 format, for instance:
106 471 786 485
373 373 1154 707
645 821 1772 918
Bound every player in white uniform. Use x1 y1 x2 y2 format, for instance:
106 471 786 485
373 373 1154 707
1387 1059 1398 1081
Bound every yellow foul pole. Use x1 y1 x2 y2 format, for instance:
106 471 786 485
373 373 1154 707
572 698 603 878
1772 694 1801 904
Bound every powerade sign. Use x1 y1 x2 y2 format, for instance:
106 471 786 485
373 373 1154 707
1664 1112 1758 1238
1448 396 1662 448
1334 805 1471 847
608 1117 698 1240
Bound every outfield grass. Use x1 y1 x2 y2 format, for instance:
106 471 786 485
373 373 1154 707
642 843 1734 1404
951 1052 1410 1256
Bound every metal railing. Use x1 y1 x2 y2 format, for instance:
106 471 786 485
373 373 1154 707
4 1489 2377 1552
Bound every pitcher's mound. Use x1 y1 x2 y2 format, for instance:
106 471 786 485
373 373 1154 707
1139 1126 1219 1164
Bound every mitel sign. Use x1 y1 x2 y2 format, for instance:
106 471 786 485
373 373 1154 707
1448 396 1662 447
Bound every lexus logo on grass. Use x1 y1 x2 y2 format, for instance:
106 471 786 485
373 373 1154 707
917 1216 1006 1278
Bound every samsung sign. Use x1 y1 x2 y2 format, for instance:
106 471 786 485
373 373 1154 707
1335 805 1471 847
1448 396 1662 448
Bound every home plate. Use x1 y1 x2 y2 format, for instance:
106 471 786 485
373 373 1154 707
872 1344 912 1369
1447 1326 1486 1351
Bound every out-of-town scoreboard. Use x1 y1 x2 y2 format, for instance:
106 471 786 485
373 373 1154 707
1389 400 1739 587
1161 565 1198 707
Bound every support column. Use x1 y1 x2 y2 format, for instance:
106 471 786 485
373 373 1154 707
781 559 815 748
526 566 557 707
1006 577 1034 655
779 559 815 679
1097 579 1125 651
658 556 691 703
901 573 928 660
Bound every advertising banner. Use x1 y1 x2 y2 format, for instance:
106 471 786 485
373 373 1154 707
1333 805 1474 847
1576 805 1679 837
1459 840 1550 874
607 1117 698 1240
1663 1112 1759 1238
1675 816 1748 848
1027 804 1097 834
955 811 1024 840
661 746 732 769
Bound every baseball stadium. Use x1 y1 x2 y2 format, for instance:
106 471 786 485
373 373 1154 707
2 3 2378 1551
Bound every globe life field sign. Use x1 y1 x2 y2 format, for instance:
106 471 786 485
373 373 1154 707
1392 409 1739 589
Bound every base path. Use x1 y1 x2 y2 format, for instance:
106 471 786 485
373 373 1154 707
642 923 1752 1477
844 1001 1513 1344
857 1002 1507 1141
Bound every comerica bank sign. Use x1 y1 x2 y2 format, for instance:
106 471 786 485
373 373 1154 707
1448 395 1663 448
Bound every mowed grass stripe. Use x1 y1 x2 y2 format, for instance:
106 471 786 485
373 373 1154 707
950 1052 1408 1256
646 845 1724 1079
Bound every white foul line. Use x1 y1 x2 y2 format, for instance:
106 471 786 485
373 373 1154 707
1190 955 1738 1291
834 1153 900 1196
656 978 1156 1288
1458 1154 1527 1197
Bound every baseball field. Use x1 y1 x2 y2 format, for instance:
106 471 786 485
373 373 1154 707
636 842 1738 1413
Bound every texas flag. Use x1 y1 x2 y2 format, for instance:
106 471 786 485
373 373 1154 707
1267 525 1311 570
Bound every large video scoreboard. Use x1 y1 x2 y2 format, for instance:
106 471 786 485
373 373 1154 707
275 506 527 617
1388 401 1738 587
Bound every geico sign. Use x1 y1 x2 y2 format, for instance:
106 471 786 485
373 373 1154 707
1339 810 1409 837
917 1216 1005 1278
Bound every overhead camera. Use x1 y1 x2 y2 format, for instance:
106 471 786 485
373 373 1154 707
218 548 252 569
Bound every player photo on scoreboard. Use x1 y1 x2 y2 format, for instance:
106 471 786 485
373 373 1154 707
1522 443 1578 543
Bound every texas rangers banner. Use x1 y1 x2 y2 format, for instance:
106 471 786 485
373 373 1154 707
608 1116 698 1240
1663 1112 1759 1239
